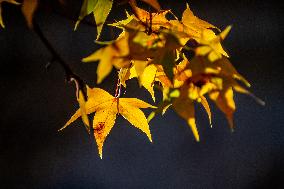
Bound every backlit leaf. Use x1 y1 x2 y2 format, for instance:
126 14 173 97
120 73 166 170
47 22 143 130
196 26 232 62
75 0 113 40
93 0 113 40
173 87 199 141
62 87 156 158
75 0 97 30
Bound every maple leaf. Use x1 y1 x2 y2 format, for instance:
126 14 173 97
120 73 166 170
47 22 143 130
152 54 259 138
180 56 264 130
111 5 170 34
151 31 182 81
75 0 113 40
129 63 157 101
167 3 218 45
209 81 235 129
136 58 191 102
118 67 131 88
195 26 232 62
183 58 234 129
189 56 250 88
172 86 199 141
117 60 158 102
0 0 20 28
61 87 156 158
75 0 97 29
154 57 192 90
82 33 129 84
83 30 157 84
181 3 216 33
131 7 171 33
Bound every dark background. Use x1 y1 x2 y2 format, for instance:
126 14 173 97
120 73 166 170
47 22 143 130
0 0 283 188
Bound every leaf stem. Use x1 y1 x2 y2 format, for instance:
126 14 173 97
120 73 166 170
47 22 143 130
115 78 121 98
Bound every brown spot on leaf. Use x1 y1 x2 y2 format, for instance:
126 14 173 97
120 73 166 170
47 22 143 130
94 122 105 135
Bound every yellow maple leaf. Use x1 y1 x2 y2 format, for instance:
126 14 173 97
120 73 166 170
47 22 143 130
129 63 157 101
117 61 157 102
118 67 131 88
167 3 218 45
189 56 250 88
82 33 130 84
83 30 158 84
181 56 263 130
182 3 216 33
196 26 232 62
151 32 182 80
172 86 199 141
209 83 235 130
60 87 156 158
111 3 170 34
199 95 212 127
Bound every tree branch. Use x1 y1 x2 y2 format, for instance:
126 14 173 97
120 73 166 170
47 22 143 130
33 21 86 96
33 21 94 141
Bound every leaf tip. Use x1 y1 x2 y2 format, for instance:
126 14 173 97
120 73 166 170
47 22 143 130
185 3 190 9
146 131 153 143
149 135 153 143
97 77 103 84
58 124 68 132
98 146 103 159
74 20 80 31
147 112 156 123
187 118 200 142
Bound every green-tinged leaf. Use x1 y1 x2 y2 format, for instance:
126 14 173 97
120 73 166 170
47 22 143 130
93 0 113 40
152 32 182 81
75 0 97 30
147 100 172 122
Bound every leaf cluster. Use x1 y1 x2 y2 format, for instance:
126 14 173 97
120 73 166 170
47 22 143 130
0 0 264 158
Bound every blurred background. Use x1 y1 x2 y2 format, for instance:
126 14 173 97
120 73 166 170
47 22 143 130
0 0 283 188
